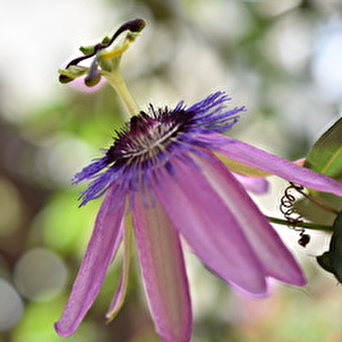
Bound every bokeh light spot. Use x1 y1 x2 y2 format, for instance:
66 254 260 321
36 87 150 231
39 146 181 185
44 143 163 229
14 248 68 301
0 278 24 331
0 177 24 236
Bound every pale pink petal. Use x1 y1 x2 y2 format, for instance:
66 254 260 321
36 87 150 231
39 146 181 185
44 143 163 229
201 133 342 196
132 192 192 342
55 185 125 337
196 152 306 285
153 156 268 297
232 172 269 194
106 224 133 321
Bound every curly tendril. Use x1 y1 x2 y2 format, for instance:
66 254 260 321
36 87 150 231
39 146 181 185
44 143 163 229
280 183 311 247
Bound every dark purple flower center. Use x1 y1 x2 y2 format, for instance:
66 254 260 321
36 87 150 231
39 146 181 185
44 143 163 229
105 106 188 167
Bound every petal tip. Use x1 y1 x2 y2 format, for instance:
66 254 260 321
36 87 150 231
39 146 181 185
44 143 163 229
272 260 307 287
234 282 270 299
54 321 74 338
289 272 307 287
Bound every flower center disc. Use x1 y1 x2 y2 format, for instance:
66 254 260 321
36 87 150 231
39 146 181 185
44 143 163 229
106 108 182 166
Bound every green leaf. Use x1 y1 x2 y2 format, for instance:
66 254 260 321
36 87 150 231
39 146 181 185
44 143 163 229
304 117 342 179
294 192 342 226
316 211 342 283
295 118 342 224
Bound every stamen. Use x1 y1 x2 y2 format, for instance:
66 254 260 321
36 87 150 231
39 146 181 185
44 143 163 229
58 18 146 102
84 59 101 87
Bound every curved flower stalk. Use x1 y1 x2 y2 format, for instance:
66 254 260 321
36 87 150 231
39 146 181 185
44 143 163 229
55 19 342 342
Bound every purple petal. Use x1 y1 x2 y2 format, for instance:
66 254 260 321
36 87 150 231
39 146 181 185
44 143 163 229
232 172 269 194
196 152 306 286
106 224 133 321
153 154 269 296
55 185 126 337
202 134 342 196
132 192 192 342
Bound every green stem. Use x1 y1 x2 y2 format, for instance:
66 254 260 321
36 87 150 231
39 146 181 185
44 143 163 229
102 68 140 118
267 216 333 232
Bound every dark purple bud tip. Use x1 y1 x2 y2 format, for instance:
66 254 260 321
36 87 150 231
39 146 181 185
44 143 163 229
109 19 146 45
126 18 146 33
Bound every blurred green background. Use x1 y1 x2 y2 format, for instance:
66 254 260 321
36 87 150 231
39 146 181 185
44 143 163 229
0 0 341 341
